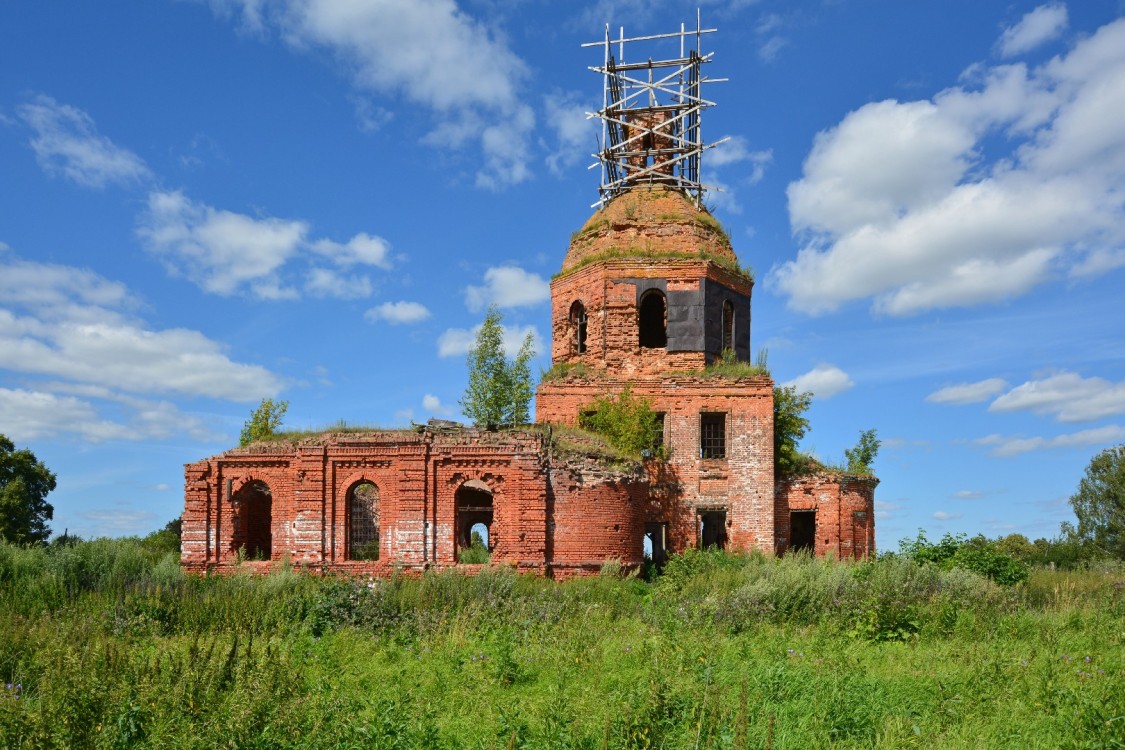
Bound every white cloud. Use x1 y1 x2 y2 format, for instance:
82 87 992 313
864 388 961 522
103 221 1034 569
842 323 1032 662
304 267 372 299
437 323 540 358
757 36 787 63
951 490 984 500
773 18 1125 316
138 190 304 299
0 252 282 404
932 511 963 521
137 191 391 300
365 301 431 324
464 266 550 311
708 136 773 184
997 3 1068 58
544 91 594 176
17 95 150 188
926 378 1009 405
975 424 1125 457
989 371 1125 422
422 393 454 416
312 233 392 269
781 364 854 399
210 0 535 188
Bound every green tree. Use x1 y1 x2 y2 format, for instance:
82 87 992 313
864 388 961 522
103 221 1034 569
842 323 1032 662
774 386 812 477
1064 444 1125 559
844 428 880 475
460 306 535 428
0 434 57 544
239 398 289 446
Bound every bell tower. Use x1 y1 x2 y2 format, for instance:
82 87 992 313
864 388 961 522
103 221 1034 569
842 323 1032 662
537 19 776 556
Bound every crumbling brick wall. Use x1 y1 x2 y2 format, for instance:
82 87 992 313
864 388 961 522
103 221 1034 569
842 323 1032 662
182 427 649 577
537 374 775 555
774 472 877 560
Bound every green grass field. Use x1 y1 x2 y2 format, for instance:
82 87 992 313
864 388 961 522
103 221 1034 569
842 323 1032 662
1 540 1122 749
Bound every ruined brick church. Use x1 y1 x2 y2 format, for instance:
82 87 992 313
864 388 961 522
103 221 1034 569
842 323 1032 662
181 21 876 576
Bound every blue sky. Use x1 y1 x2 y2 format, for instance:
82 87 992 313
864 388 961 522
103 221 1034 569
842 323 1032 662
1 0 1123 548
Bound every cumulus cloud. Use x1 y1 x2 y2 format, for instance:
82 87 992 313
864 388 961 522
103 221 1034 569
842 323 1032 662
365 301 431 324
544 91 594 176
464 266 550 311
773 17 1125 316
422 393 454 416
926 378 1009 405
210 0 535 188
989 371 1125 422
0 252 281 403
137 190 393 300
975 424 1125 457
437 323 541 358
0 251 277 442
997 3 1068 58
707 136 773 184
781 364 854 399
17 95 151 188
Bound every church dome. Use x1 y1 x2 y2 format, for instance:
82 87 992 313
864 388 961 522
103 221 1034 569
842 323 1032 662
561 185 739 274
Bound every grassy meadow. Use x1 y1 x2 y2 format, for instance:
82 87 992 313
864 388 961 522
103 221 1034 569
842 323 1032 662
0 539 1122 749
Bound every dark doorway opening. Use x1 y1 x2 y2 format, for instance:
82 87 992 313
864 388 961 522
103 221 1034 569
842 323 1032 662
699 511 727 550
790 511 816 554
638 290 667 349
232 480 272 560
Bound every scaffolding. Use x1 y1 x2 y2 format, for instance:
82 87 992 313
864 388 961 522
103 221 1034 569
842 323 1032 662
583 12 727 208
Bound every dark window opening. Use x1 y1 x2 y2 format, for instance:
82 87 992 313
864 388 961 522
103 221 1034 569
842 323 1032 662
699 511 727 550
644 522 668 567
456 482 493 563
654 412 666 449
721 300 734 353
638 290 667 349
569 301 588 354
700 413 726 459
790 511 816 554
348 481 380 561
232 480 272 560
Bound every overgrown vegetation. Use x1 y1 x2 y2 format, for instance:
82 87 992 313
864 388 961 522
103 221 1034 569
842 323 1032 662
239 398 289 446
578 387 665 459
540 361 597 382
701 348 771 379
0 434 56 545
774 386 813 478
1064 444 1125 559
844 428 881 475
554 246 753 282
0 536 1122 748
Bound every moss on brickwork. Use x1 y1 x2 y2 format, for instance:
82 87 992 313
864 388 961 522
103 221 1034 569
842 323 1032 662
553 246 752 281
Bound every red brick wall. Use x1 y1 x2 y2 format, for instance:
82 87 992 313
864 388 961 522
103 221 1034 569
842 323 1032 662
550 259 751 375
537 375 775 554
774 473 877 560
183 428 650 576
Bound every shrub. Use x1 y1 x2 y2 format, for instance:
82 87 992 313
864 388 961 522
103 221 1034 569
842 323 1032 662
578 386 664 458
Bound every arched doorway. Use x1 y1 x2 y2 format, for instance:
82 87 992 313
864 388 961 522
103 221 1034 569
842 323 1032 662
456 481 493 562
232 480 272 560
348 481 380 561
639 289 667 348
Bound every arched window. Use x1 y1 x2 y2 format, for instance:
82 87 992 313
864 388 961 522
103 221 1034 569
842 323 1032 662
456 481 493 563
721 300 734 353
569 301 588 354
232 480 272 560
348 481 380 561
638 290 667 349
